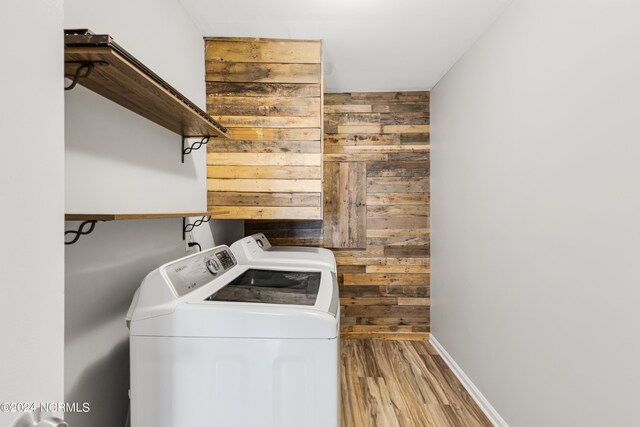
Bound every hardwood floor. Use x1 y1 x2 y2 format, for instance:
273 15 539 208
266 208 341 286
341 340 492 427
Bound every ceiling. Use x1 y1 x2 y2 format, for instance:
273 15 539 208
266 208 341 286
179 0 512 92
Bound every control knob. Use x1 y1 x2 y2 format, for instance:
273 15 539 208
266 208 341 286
205 258 220 275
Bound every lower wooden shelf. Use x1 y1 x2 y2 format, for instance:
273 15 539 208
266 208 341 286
64 211 231 245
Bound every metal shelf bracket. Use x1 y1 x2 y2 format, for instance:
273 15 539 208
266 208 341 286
182 136 210 163
65 220 98 245
64 61 108 91
182 216 211 240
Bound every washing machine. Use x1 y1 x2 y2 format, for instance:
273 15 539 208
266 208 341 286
231 233 337 273
127 245 339 427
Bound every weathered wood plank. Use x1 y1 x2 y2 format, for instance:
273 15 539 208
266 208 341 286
206 62 321 84
207 178 322 193
267 237 324 246
324 153 389 162
384 125 430 134
343 274 429 286
211 115 321 128
337 125 383 134
379 112 430 125
367 205 429 218
340 297 399 306
225 127 321 141
367 177 430 193
384 245 430 258
325 113 381 126
366 265 430 274
207 152 321 166
207 165 322 179
366 160 430 177
205 38 321 64
207 82 321 98
366 193 430 205
324 134 400 146
323 161 339 247
335 124 430 134
324 162 367 249
381 285 429 297
324 104 373 113
207 140 321 154
342 305 428 318
245 219 323 230
400 133 430 144
368 236 430 247
334 256 429 266
372 102 430 113
368 216 429 230
325 144 428 154
333 246 385 258
366 228 429 237
207 96 320 117
208 192 321 207
325 92 429 104
208 206 322 220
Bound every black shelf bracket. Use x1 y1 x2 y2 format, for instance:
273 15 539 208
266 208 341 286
182 216 211 240
65 220 98 245
64 61 108 91
182 136 210 163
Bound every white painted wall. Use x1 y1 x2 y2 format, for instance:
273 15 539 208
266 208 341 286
179 0 512 92
64 1 243 425
0 0 65 424
431 1 640 426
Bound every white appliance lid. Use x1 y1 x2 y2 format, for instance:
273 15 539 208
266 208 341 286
230 233 337 272
206 268 321 306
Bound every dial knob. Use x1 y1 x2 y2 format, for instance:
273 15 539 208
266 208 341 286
205 258 219 275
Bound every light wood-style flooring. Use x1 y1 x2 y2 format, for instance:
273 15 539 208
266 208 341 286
341 340 492 427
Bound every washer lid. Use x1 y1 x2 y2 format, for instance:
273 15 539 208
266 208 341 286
206 269 320 306
230 233 337 273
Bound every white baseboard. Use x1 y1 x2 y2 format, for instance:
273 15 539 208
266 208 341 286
429 335 509 427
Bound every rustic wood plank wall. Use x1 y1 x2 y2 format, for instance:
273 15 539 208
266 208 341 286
205 37 323 220
247 91 430 340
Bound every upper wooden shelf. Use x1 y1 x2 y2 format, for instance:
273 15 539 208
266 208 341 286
65 211 230 221
64 29 228 139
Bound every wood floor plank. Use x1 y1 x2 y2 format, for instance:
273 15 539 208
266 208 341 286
340 340 493 427
363 377 401 427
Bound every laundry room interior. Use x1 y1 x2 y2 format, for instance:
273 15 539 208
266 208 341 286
3 0 640 426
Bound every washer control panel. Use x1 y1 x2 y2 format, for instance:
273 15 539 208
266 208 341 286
164 246 237 297
216 250 235 269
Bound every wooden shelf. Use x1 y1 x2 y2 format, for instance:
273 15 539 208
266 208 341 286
64 29 228 139
64 211 231 245
65 211 230 221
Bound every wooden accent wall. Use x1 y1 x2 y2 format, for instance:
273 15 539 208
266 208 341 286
204 37 323 220
247 92 430 340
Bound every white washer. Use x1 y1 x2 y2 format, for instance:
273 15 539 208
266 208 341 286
127 245 339 427
231 233 337 273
